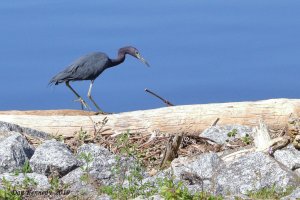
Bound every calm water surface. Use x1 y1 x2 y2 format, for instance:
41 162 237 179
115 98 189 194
0 1 300 112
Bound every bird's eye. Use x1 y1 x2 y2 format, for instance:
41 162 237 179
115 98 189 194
135 51 139 55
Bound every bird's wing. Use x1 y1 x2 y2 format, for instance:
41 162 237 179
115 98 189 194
49 52 109 85
71 52 109 80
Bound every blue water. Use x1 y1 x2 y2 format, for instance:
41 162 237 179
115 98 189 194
1 1 300 112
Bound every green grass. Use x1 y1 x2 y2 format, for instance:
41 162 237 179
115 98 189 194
0 177 22 200
13 160 32 176
157 175 223 200
247 185 295 200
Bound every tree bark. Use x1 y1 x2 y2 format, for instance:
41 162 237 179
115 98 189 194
0 98 299 137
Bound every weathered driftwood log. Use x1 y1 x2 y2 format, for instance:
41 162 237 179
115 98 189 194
0 99 299 138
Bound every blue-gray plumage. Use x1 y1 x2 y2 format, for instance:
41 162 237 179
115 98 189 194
49 46 149 113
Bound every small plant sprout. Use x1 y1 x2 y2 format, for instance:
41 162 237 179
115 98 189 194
227 129 238 137
94 116 109 140
53 133 65 142
78 152 94 183
14 160 32 176
21 176 37 190
241 134 252 145
76 128 91 143
22 160 32 174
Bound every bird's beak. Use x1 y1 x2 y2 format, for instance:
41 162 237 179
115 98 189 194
137 54 150 67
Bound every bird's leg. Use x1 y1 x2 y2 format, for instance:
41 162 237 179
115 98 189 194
87 81 108 114
65 82 90 110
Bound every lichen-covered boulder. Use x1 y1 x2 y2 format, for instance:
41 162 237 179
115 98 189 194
200 125 254 145
287 116 300 150
61 167 100 199
280 187 300 200
62 144 120 199
215 152 299 195
143 152 224 195
0 172 50 191
0 121 50 141
0 133 35 173
30 139 80 176
171 152 224 193
274 144 300 170
76 143 117 185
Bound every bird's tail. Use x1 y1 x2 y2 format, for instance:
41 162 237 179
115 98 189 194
48 76 60 86
49 69 70 86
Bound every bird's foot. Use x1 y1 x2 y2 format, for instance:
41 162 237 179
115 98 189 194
74 97 90 110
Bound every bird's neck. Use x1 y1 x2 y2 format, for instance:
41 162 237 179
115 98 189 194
109 51 126 67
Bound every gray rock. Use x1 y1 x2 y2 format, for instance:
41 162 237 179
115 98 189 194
0 129 14 141
77 143 113 157
0 133 35 173
171 153 224 192
96 194 112 200
61 167 84 184
280 187 300 200
142 153 224 196
0 121 50 141
66 182 98 199
61 167 101 199
61 144 120 198
274 144 300 170
215 152 300 196
30 139 80 176
133 194 164 200
296 168 300 176
142 168 172 187
76 143 117 185
200 125 254 144
172 152 223 178
65 143 150 199
0 121 24 134
76 143 141 187
0 172 50 191
223 194 251 200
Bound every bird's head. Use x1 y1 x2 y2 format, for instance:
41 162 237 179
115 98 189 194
121 46 150 67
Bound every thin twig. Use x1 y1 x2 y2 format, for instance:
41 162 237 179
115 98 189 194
145 88 174 106
184 134 217 144
211 118 220 127
143 150 162 160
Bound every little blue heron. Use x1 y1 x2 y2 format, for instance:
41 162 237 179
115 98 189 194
49 46 150 113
